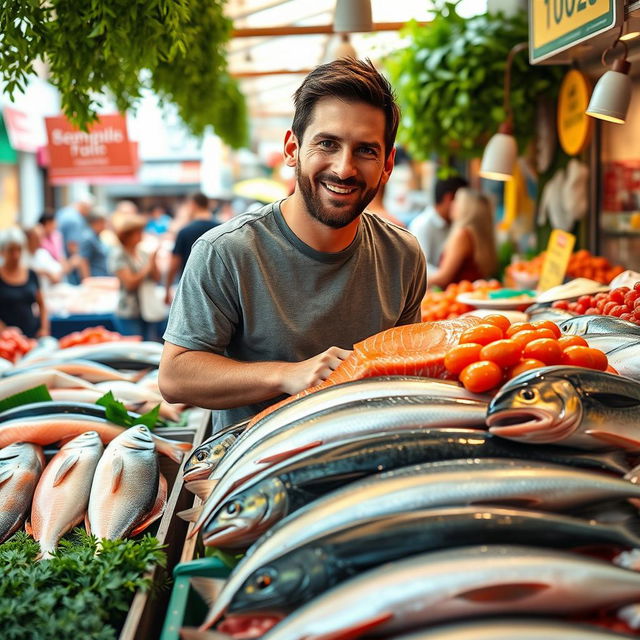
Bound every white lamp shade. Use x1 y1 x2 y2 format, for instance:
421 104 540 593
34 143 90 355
586 69 632 124
479 132 518 181
334 0 373 33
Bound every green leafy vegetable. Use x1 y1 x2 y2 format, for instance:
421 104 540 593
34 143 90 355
96 391 161 430
204 546 243 569
0 529 166 640
0 385 52 414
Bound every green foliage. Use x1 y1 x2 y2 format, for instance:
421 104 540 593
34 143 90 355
0 0 247 148
0 385 52 414
0 529 166 640
385 1 563 161
96 391 161 430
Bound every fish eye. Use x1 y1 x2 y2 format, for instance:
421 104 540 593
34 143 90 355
226 501 242 515
195 450 208 461
256 572 274 590
520 388 538 402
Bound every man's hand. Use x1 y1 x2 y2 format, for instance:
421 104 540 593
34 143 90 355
279 346 352 395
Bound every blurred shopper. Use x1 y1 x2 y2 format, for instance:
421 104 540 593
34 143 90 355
164 192 219 304
367 183 406 227
24 225 64 287
55 196 93 255
109 213 163 340
428 188 498 289
145 203 172 235
0 228 49 337
409 176 468 270
78 209 110 279
39 211 65 262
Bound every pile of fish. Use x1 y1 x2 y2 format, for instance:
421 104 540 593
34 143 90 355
176 361 640 639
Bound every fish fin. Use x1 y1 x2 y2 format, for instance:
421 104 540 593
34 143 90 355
129 474 167 536
181 627 231 640
258 440 324 465
300 612 394 640
24 520 32 536
185 479 217 501
584 430 640 450
0 468 14 486
52 452 81 486
178 505 204 523
190 576 226 608
84 514 91 536
456 582 550 603
111 454 124 493
154 438 193 464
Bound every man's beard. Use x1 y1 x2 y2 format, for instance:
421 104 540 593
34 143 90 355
296 161 379 230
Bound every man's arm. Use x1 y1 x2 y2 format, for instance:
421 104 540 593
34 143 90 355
158 341 351 409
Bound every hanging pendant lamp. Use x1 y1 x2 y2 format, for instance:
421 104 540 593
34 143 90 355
334 0 373 33
333 34 358 59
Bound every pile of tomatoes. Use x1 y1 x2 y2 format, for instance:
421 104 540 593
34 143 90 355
444 314 609 393
0 328 37 363
552 283 640 326
59 326 135 349
420 279 501 322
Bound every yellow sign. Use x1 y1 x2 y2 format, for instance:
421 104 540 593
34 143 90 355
538 230 576 291
557 70 592 156
530 0 620 63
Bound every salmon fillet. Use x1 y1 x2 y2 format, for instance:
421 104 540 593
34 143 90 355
249 316 480 427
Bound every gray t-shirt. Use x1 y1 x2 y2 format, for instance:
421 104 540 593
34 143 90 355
164 201 426 427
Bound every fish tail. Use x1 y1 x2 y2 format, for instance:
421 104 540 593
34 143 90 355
153 435 193 463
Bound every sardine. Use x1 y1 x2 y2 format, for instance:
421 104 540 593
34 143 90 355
193 395 488 535
86 425 165 540
604 342 640 382
0 414 191 463
487 365 640 449
202 457 640 626
28 431 103 559
200 429 630 549
389 619 636 639
0 442 44 543
525 303 576 324
247 545 640 639
0 369 97 402
228 505 640 616
4 358 144 383
560 315 640 337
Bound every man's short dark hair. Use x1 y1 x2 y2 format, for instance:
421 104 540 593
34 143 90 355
435 177 469 205
39 211 55 225
292 58 400 159
189 192 209 210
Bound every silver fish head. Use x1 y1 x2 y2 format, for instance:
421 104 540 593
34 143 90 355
61 430 103 451
118 425 156 451
229 547 333 616
183 433 237 482
487 369 583 443
202 477 289 549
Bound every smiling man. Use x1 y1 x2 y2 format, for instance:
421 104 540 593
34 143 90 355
159 58 426 429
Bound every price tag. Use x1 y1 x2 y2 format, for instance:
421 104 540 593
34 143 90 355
538 230 576 291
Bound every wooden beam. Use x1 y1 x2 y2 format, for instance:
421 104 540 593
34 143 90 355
233 68 313 78
231 21 427 38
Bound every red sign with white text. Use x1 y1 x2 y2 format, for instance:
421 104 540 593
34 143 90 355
45 114 138 184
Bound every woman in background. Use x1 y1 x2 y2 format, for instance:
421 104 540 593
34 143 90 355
0 227 49 337
428 188 498 289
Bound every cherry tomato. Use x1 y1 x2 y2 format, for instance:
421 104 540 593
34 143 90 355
561 345 608 371
459 324 504 346
459 360 503 393
482 314 511 333
532 328 557 340
479 339 522 369
505 322 535 338
510 330 541 349
508 358 546 378
522 338 563 366
444 343 483 375
531 320 561 339
558 335 589 349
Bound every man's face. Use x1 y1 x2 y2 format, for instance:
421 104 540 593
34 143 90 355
286 97 394 229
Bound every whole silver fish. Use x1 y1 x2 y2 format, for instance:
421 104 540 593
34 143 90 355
255 545 640 639
193 394 488 535
605 342 640 382
3 358 143 383
202 457 640 627
29 431 103 559
526 304 576 324
579 333 639 355
487 365 640 449
560 315 640 337
86 425 165 540
0 442 44 543
390 619 636 640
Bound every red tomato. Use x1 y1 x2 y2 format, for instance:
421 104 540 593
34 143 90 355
609 290 625 304
558 335 589 349
624 291 640 307
553 300 569 310
510 330 541 349
505 322 534 338
561 346 608 371
459 324 504 346
508 358 546 378
523 338 563 366
444 343 483 375
459 360 503 393
531 320 561 339
482 314 511 333
479 339 522 369
634 281 640 292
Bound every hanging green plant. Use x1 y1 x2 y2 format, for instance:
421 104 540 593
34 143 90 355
385 1 563 161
